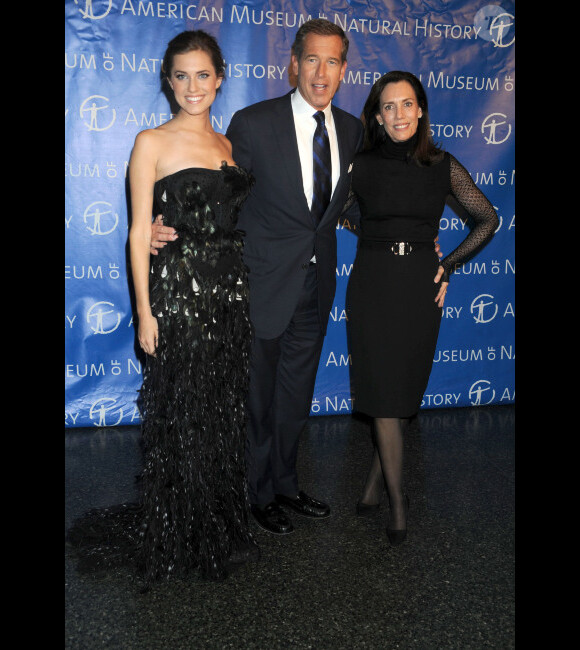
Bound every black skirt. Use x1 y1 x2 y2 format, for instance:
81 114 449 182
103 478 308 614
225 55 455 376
346 243 443 418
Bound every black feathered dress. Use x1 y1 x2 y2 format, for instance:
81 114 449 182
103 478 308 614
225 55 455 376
67 164 258 585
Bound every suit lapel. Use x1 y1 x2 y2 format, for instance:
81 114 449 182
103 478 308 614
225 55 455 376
270 91 311 216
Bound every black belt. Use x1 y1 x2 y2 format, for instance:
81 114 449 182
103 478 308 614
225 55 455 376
359 240 433 256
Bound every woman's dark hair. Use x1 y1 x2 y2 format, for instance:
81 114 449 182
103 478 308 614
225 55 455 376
362 71 442 165
291 18 349 62
162 30 226 87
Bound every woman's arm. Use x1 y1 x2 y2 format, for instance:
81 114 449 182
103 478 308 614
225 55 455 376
439 154 499 281
433 154 499 307
128 130 159 356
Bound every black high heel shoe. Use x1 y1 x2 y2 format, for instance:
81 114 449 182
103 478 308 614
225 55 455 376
386 495 409 546
356 501 381 516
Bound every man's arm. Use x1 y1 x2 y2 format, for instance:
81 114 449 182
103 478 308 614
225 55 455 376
226 109 252 171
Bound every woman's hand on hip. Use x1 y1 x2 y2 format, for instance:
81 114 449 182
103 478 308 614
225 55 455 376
434 266 449 308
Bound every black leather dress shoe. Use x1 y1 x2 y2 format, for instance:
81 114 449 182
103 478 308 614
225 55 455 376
275 491 331 518
250 502 294 535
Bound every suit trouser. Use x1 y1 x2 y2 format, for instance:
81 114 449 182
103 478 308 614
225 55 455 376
246 263 325 506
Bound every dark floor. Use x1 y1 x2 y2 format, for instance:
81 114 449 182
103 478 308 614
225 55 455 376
65 405 515 649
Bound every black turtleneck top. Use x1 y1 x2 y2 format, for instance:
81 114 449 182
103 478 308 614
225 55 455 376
350 134 499 280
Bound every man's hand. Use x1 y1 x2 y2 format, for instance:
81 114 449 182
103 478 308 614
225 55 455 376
150 215 178 255
434 235 442 259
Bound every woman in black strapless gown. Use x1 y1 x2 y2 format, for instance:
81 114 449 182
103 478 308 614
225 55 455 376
346 72 498 545
67 31 258 585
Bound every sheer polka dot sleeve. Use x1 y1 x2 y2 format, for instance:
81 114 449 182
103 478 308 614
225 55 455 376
440 155 499 282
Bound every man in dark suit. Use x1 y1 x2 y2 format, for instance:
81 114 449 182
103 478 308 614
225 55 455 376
151 19 364 535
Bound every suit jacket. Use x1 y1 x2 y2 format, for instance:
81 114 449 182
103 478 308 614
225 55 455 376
226 90 364 339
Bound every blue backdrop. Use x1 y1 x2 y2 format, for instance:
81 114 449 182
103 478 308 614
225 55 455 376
65 0 515 427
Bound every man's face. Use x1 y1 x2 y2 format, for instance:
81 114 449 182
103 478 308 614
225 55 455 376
291 33 347 110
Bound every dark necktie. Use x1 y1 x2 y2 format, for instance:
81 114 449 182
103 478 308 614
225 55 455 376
311 110 332 225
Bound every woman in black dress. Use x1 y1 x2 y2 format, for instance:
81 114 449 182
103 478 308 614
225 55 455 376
68 31 258 586
346 71 498 545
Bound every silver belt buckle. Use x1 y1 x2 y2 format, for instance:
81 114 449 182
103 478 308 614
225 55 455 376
391 242 412 255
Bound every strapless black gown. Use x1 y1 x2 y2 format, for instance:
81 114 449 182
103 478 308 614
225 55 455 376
67 163 258 585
